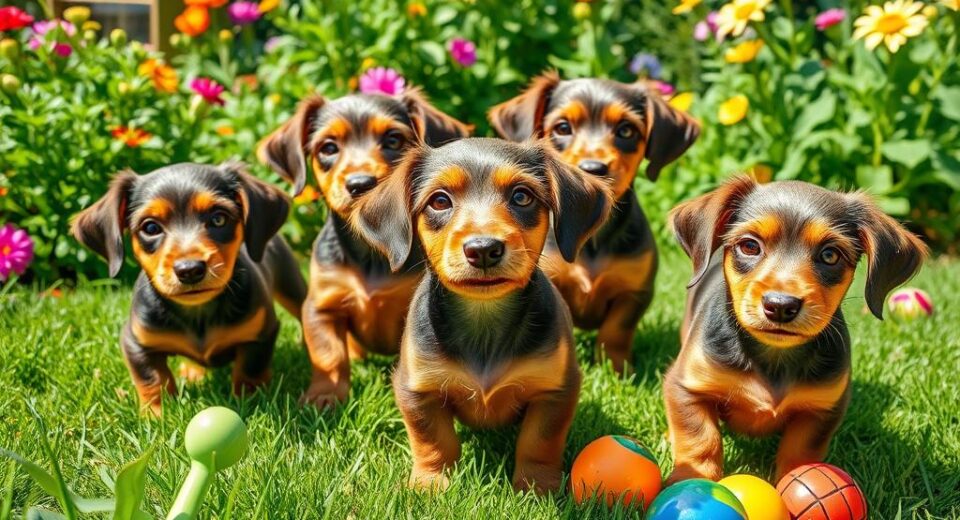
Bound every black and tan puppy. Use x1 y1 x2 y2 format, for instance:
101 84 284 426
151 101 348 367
72 162 306 415
489 72 700 373
353 138 611 493
258 90 471 409
665 177 926 482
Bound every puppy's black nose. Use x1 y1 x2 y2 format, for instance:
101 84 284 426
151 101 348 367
345 174 377 197
174 260 207 285
762 292 803 323
463 237 505 269
578 160 608 176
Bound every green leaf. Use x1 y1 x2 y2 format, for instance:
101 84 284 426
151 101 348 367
856 165 893 194
0 450 67 504
433 5 458 25
881 140 932 169
418 41 446 67
934 86 960 121
112 445 155 520
875 196 910 216
27 509 68 520
793 91 836 138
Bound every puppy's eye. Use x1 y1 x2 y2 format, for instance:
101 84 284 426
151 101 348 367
615 122 638 140
319 140 339 156
553 120 573 137
209 212 228 228
382 131 405 151
736 238 762 257
141 220 163 237
819 246 841 265
427 192 452 211
511 187 534 207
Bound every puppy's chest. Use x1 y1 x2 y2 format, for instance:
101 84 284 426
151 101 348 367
683 350 849 434
542 249 655 324
131 307 267 364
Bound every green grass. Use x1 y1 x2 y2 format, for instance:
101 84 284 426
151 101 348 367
1 247 959 519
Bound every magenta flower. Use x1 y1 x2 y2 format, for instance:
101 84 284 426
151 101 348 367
693 20 710 41
28 20 76 56
448 37 477 67
228 2 261 25
0 223 34 281
649 80 675 97
359 67 405 96
190 77 226 105
815 8 846 31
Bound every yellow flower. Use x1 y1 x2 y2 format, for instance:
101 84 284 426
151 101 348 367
361 57 376 70
718 95 749 125
724 40 764 63
348 76 358 91
716 0 772 39
138 59 179 93
407 2 427 17
669 92 694 112
941 0 959 11
853 1 927 53
82 21 101 31
63 6 90 26
215 125 235 136
269 93 281 104
672 0 702 15
259 0 280 12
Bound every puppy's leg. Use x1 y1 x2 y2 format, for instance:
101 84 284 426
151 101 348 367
121 328 176 417
775 397 848 479
513 372 580 494
664 369 723 483
596 292 651 375
231 327 278 396
300 298 350 409
395 380 460 492
177 358 207 383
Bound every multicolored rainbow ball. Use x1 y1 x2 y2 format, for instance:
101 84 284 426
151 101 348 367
645 478 747 520
887 288 933 321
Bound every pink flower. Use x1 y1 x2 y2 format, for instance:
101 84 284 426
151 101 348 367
448 37 477 67
0 223 34 281
359 67 405 96
815 8 846 31
28 20 76 55
190 77 226 105
228 1 261 25
0 6 34 31
693 20 710 41
649 80 675 97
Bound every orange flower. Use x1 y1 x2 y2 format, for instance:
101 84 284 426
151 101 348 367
294 185 320 205
259 0 280 12
174 6 210 37
138 59 178 93
185 0 227 7
0 186 8 197
407 2 427 17
216 125 235 136
111 126 152 147
236 74 259 91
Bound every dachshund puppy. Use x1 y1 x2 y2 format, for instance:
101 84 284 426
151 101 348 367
665 177 926 482
258 90 471 409
489 72 700 373
72 162 306 415
353 138 612 493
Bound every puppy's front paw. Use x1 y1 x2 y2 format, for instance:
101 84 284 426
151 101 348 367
233 370 271 397
177 359 207 383
408 469 450 493
665 462 722 485
298 378 349 410
512 462 562 495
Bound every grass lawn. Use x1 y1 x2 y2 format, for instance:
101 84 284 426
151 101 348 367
1 247 958 519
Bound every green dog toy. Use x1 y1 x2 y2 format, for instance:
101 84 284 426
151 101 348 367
2 406 248 520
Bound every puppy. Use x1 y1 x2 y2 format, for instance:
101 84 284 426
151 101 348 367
258 90 471 409
489 72 700 373
665 177 926 482
353 138 612 493
72 162 306 415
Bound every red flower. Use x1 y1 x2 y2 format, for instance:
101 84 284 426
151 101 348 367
111 126 152 147
0 7 34 32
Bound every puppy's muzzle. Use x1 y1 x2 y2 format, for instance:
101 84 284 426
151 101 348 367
463 237 505 269
174 259 207 285
577 160 609 176
762 292 803 323
345 174 377 197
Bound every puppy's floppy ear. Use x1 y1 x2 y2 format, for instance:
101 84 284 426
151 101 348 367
228 162 291 263
257 95 325 196
351 147 424 272
628 82 700 181
544 147 613 262
402 88 473 146
71 171 137 278
669 175 756 287
488 71 560 141
849 193 928 319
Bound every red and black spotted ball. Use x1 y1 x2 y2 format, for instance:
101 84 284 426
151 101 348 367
776 463 867 520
